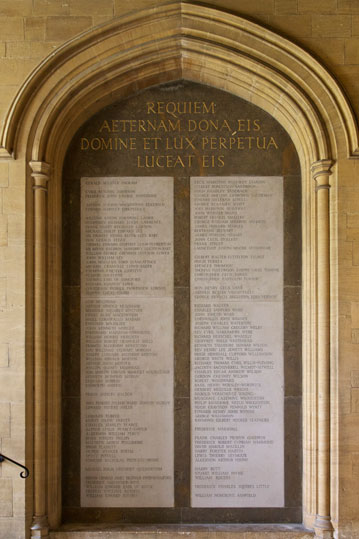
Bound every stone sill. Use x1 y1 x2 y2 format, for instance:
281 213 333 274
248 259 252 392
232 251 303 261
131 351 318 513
50 523 314 538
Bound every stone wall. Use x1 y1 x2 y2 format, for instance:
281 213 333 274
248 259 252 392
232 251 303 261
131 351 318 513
0 1 359 538
1 0 359 132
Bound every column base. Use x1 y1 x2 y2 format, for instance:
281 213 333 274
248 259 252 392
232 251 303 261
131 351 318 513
314 515 334 538
31 515 49 538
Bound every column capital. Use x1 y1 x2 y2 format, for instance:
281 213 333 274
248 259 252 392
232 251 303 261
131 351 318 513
311 159 335 187
30 161 51 191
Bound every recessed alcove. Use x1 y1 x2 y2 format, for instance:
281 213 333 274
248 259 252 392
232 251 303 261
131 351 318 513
61 81 302 526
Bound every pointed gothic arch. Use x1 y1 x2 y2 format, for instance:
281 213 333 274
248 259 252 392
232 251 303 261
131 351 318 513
4 3 357 538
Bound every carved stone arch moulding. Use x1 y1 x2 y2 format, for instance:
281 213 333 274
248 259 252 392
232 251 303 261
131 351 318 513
4 2 357 538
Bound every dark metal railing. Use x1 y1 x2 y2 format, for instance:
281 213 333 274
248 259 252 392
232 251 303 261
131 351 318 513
0 453 30 478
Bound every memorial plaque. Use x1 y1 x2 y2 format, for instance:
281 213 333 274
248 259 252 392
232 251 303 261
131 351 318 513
63 81 302 524
191 176 284 507
80 177 174 507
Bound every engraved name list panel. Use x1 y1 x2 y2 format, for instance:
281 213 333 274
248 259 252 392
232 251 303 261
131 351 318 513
80 176 174 507
191 176 284 508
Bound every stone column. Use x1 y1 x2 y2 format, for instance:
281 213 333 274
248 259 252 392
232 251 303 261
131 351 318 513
312 159 334 539
30 161 50 539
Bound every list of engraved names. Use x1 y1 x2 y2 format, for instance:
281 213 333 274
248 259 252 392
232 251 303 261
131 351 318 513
191 176 284 507
81 177 174 507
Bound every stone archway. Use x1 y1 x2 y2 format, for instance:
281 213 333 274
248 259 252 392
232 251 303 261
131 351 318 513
2 3 358 538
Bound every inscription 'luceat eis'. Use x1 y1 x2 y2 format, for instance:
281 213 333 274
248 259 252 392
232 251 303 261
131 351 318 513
80 100 280 169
